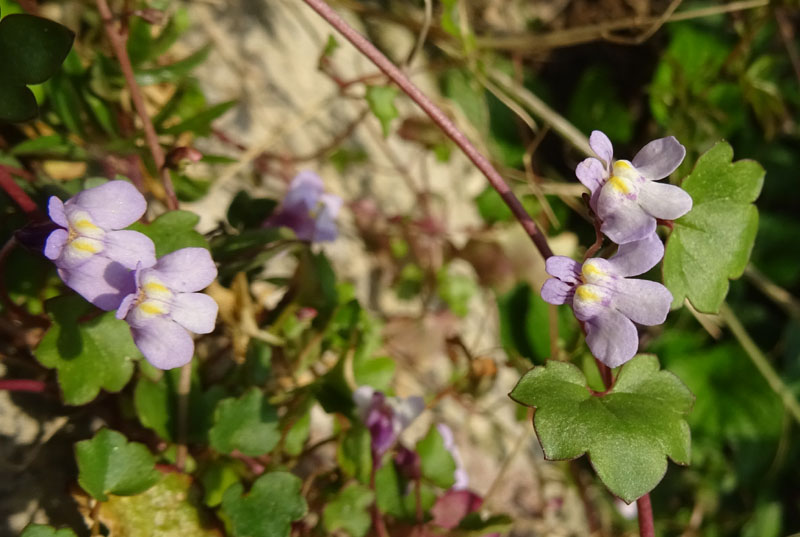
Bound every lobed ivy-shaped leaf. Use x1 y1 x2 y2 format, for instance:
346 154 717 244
510 355 693 503
35 295 139 405
75 428 161 501
209 387 280 456
0 11 74 121
221 472 307 537
664 142 765 313
322 483 374 537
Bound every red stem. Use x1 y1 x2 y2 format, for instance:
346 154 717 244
0 166 40 218
95 0 178 210
637 493 655 537
300 0 553 260
0 379 47 393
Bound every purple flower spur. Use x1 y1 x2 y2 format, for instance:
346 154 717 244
541 233 672 368
265 171 342 242
44 180 156 311
577 131 692 244
353 386 424 459
116 247 218 369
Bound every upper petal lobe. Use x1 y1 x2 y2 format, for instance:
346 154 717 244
170 292 218 334
151 247 217 292
68 180 147 230
631 136 685 180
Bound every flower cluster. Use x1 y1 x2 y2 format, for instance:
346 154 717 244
264 171 342 242
44 180 218 369
542 131 691 368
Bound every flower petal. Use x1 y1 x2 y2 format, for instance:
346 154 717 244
151 247 217 292
392 396 424 429
545 256 582 283
583 308 639 368
59 256 136 311
170 292 218 334
607 233 664 277
612 278 673 326
48 196 68 227
541 278 573 305
44 228 68 260
576 157 607 195
589 131 613 167
352 386 376 419
637 181 693 220
631 136 685 180
130 316 195 369
68 180 147 230
598 186 656 244
283 171 324 210
312 204 339 242
103 230 157 270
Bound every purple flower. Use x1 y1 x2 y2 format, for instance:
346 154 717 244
265 171 342 242
436 423 469 490
541 233 672 368
577 131 692 244
44 180 156 311
353 386 424 459
116 248 218 369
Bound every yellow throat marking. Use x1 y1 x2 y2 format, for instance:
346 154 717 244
576 286 601 303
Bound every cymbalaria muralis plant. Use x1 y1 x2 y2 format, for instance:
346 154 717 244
3 1 787 536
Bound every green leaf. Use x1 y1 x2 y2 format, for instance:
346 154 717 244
0 80 36 121
97 472 218 537
134 375 173 441
226 190 278 230
128 210 208 257
510 355 693 503
221 472 307 537
0 14 74 83
417 425 456 489
134 46 210 86
75 428 161 501
201 460 243 507
10 134 87 158
365 85 399 137
35 295 139 405
663 142 765 312
337 425 372 484
353 356 395 393
161 100 236 136
20 525 78 537
567 66 632 144
436 266 476 317
322 484 374 537
209 387 280 456
284 408 311 456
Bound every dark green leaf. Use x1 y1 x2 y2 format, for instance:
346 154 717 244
226 190 278 230
337 425 372 484
134 46 210 85
209 387 280 456
201 460 243 507
0 13 74 83
510 355 693 503
664 142 765 312
221 472 307 537
128 210 208 257
35 295 139 405
0 80 36 121
134 375 173 441
567 66 633 144
75 428 160 501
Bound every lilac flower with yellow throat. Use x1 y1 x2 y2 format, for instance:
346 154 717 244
353 386 424 460
577 131 692 244
116 247 218 369
44 180 155 310
541 233 672 368
265 171 342 242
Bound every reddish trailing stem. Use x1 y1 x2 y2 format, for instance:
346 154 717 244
637 493 655 537
0 379 47 393
300 0 553 260
0 166 40 218
95 0 178 210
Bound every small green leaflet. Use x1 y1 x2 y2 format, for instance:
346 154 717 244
365 85 398 137
417 425 456 489
128 210 208 257
322 483 374 537
19 525 77 537
208 387 280 456
510 355 693 503
664 141 765 312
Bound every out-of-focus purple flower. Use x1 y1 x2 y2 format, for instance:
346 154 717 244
577 131 691 244
116 248 218 369
265 171 342 242
44 180 156 310
540 233 672 368
353 386 424 459
436 423 468 490
394 445 421 480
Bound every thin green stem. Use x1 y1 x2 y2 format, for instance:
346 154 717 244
720 302 800 425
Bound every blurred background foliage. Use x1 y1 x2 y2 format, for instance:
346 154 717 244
1 0 800 536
